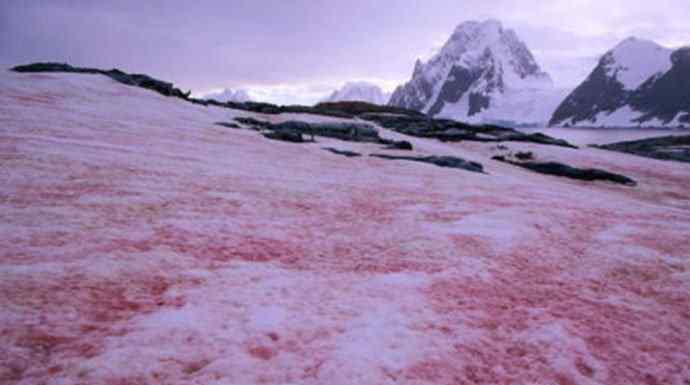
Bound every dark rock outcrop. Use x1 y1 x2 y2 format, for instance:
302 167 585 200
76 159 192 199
381 139 414 151
270 121 381 143
515 151 534 161
262 131 305 143
12 62 191 99
370 154 484 174
314 101 424 117
360 113 577 148
594 135 690 163
550 40 690 127
214 122 241 129
234 117 272 129
322 148 362 157
10 62 360 119
492 157 636 186
549 53 628 126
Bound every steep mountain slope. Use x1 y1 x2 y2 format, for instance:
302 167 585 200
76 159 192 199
2 70 690 385
550 38 690 127
323 81 390 105
389 20 564 126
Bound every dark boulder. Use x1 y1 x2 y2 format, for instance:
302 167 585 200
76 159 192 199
381 139 414 151
271 121 381 143
234 117 272 129
370 154 484 174
214 122 241 129
313 101 425 117
322 147 362 157
595 135 690 163
262 131 305 143
492 157 636 186
515 151 534 161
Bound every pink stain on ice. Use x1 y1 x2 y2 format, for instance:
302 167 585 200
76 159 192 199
1 72 689 384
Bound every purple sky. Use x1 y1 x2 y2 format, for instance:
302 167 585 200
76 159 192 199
2 0 688 104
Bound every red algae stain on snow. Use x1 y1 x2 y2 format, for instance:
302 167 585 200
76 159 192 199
247 345 276 361
148 225 306 265
450 234 493 257
413 205 690 384
3 72 690 385
8 92 61 106
423 262 690 383
0 270 196 383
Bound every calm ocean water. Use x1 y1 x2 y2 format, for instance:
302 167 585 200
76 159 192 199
517 127 690 146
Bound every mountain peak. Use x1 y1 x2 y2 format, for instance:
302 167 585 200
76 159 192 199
605 37 672 90
612 36 667 54
453 19 503 36
550 38 688 127
389 20 558 125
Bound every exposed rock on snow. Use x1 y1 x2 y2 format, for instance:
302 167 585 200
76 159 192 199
272 121 380 143
214 121 241 129
382 139 413 151
322 147 362 157
371 154 485 173
550 38 690 127
314 101 424 117
492 157 637 186
323 82 391 105
234 116 271 129
11 62 358 119
361 113 577 148
233 118 413 150
389 20 565 126
12 62 192 100
595 134 690 163
262 130 306 143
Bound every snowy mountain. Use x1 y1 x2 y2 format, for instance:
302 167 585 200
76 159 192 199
203 88 252 103
550 38 690 127
323 81 390 105
389 19 565 126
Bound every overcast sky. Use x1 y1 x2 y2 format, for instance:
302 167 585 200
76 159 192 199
2 1 688 104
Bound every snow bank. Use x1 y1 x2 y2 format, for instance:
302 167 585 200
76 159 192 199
1 71 689 385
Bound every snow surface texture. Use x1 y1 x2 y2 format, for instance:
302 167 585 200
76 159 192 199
1 71 690 385
390 20 564 126
323 81 391 105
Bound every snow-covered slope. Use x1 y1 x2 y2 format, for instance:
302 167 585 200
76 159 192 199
607 37 673 90
2 70 690 385
323 81 390 105
389 20 563 126
551 38 690 127
202 88 252 102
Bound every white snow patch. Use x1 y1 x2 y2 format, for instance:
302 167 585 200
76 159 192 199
608 37 672 90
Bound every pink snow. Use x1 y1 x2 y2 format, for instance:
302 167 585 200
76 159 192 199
1 72 689 385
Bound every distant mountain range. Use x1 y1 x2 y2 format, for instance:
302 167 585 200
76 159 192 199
550 38 690 127
386 19 688 128
322 81 390 105
202 88 252 103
